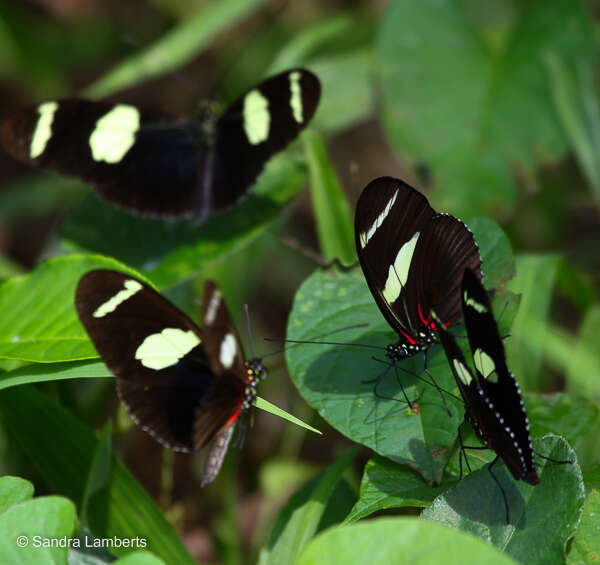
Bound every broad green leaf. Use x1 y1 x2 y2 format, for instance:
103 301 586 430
556 261 597 313
84 0 269 98
61 155 307 288
304 131 355 265
506 254 561 390
423 436 583 565
297 517 518 565
0 496 76 565
286 267 462 483
261 447 359 565
286 219 513 482
567 306 600 397
377 0 595 216
346 455 457 522
0 385 195 564
0 476 34 512
568 489 600 565
112 554 167 565
0 255 149 363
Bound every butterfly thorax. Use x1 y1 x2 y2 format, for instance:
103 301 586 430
242 359 267 410
188 100 219 147
386 326 438 361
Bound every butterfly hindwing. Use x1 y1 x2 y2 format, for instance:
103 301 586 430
75 270 246 452
461 269 537 483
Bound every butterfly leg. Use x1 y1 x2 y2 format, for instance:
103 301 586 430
422 349 452 416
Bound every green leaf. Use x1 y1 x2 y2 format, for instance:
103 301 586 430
567 306 600 397
0 385 195 564
544 52 600 205
61 155 307 288
286 219 513 482
0 496 76 565
505 254 561 390
346 455 457 522
255 397 322 435
297 517 518 565
83 0 270 98
0 361 110 390
377 0 595 216
260 447 359 565
0 255 149 363
423 436 584 565
568 489 600 565
112 554 167 565
304 130 356 266
0 476 34 512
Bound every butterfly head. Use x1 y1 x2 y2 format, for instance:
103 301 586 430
242 358 267 409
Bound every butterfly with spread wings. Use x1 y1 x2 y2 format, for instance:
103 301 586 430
75 270 265 485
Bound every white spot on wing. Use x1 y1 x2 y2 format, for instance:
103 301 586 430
382 231 420 303
453 359 472 385
89 104 139 163
474 348 497 382
360 189 399 248
135 328 201 370
289 71 303 123
30 101 58 158
219 333 237 369
93 279 143 318
204 290 222 326
243 90 270 144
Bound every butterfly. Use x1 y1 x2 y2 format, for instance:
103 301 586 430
1 69 321 222
75 269 266 485
355 176 483 376
433 268 538 521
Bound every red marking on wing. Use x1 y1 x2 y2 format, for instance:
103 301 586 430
401 332 417 345
225 399 242 427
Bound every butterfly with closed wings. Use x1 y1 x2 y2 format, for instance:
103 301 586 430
2 69 320 222
75 270 266 486
354 176 483 407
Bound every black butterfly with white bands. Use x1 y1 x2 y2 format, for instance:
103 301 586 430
355 176 483 363
1 69 320 222
434 268 537 483
433 269 538 521
75 269 266 486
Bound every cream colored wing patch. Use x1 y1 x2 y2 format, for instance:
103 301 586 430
382 231 420 303
93 279 143 318
89 104 140 163
135 328 201 370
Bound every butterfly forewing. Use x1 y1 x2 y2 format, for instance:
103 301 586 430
1 100 200 217
211 69 321 210
75 270 245 452
355 177 435 336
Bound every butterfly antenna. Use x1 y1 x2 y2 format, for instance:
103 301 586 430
244 303 256 359
261 323 381 359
